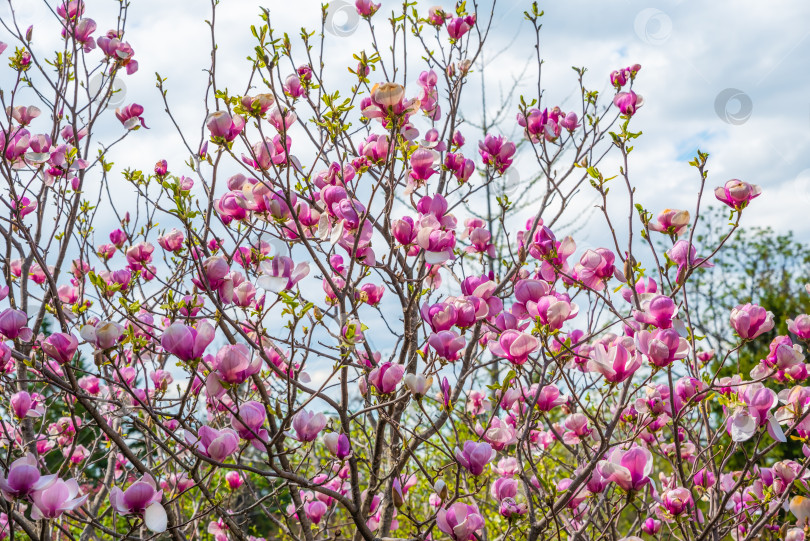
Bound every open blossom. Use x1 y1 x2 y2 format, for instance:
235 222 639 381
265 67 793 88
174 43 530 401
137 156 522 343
613 90 643 116
207 344 262 392
478 134 515 174
633 294 677 329
662 487 694 516
488 330 538 365
648 209 690 236
714 179 761 210
80 320 124 349
115 103 147 130
0 454 56 500
403 374 432 397
587 343 641 383
730 303 774 339
207 111 245 143
110 475 167 533
257 257 309 293
728 384 785 443
31 477 88 520
636 329 689 368
598 445 653 492
429 331 466 361
574 248 621 291
436 503 484 541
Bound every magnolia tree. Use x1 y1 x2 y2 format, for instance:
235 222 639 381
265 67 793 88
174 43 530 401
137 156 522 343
1 1 809 540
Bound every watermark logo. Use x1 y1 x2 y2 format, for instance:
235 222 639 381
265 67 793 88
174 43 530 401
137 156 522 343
714 88 753 125
325 0 360 37
634 8 673 45
88 73 127 110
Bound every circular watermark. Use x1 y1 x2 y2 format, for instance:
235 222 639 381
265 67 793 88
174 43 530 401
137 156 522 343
714 88 753 126
325 0 360 37
795 169 810 204
501 166 521 196
88 72 127 110
634 8 673 45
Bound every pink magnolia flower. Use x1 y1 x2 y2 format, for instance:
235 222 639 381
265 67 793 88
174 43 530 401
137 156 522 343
356 0 381 18
445 152 475 183
587 343 641 383
10 391 43 418
562 413 593 445
0 309 32 341
157 228 184 252
80 320 124 349
730 303 774 340
728 384 784 443
292 410 327 442
110 475 167 533
648 209 690 236
621 277 657 304
446 15 476 40
97 32 138 74
230 401 269 448
788 315 810 341
416 226 456 265
642 517 662 535
475 417 517 450
206 111 246 144
323 432 352 459
488 330 538 366
714 179 761 210
186 426 239 462
39 332 78 364
429 331 466 361
633 294 677 329
257 257 309 293
421 302 459 332
409 147 438 183
478 134 515 174
525 294 578 330
207 344 262 390
573 248 620 291
160 321 215 361
368 362 405 394
535 384 568 412
662 487 694 517
31 477 87 520
436 503 484 541
597 445 653 492
455 440 495 476
115 104 147 130
635 329 689 368
613 90 643 116
225 471 243 490
0 454 56 500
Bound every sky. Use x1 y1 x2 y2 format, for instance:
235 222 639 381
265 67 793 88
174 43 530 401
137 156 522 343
2 0 810 397
4 0 809 237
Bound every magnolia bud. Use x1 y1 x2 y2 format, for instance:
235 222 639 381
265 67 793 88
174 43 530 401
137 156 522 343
434 479 448 500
